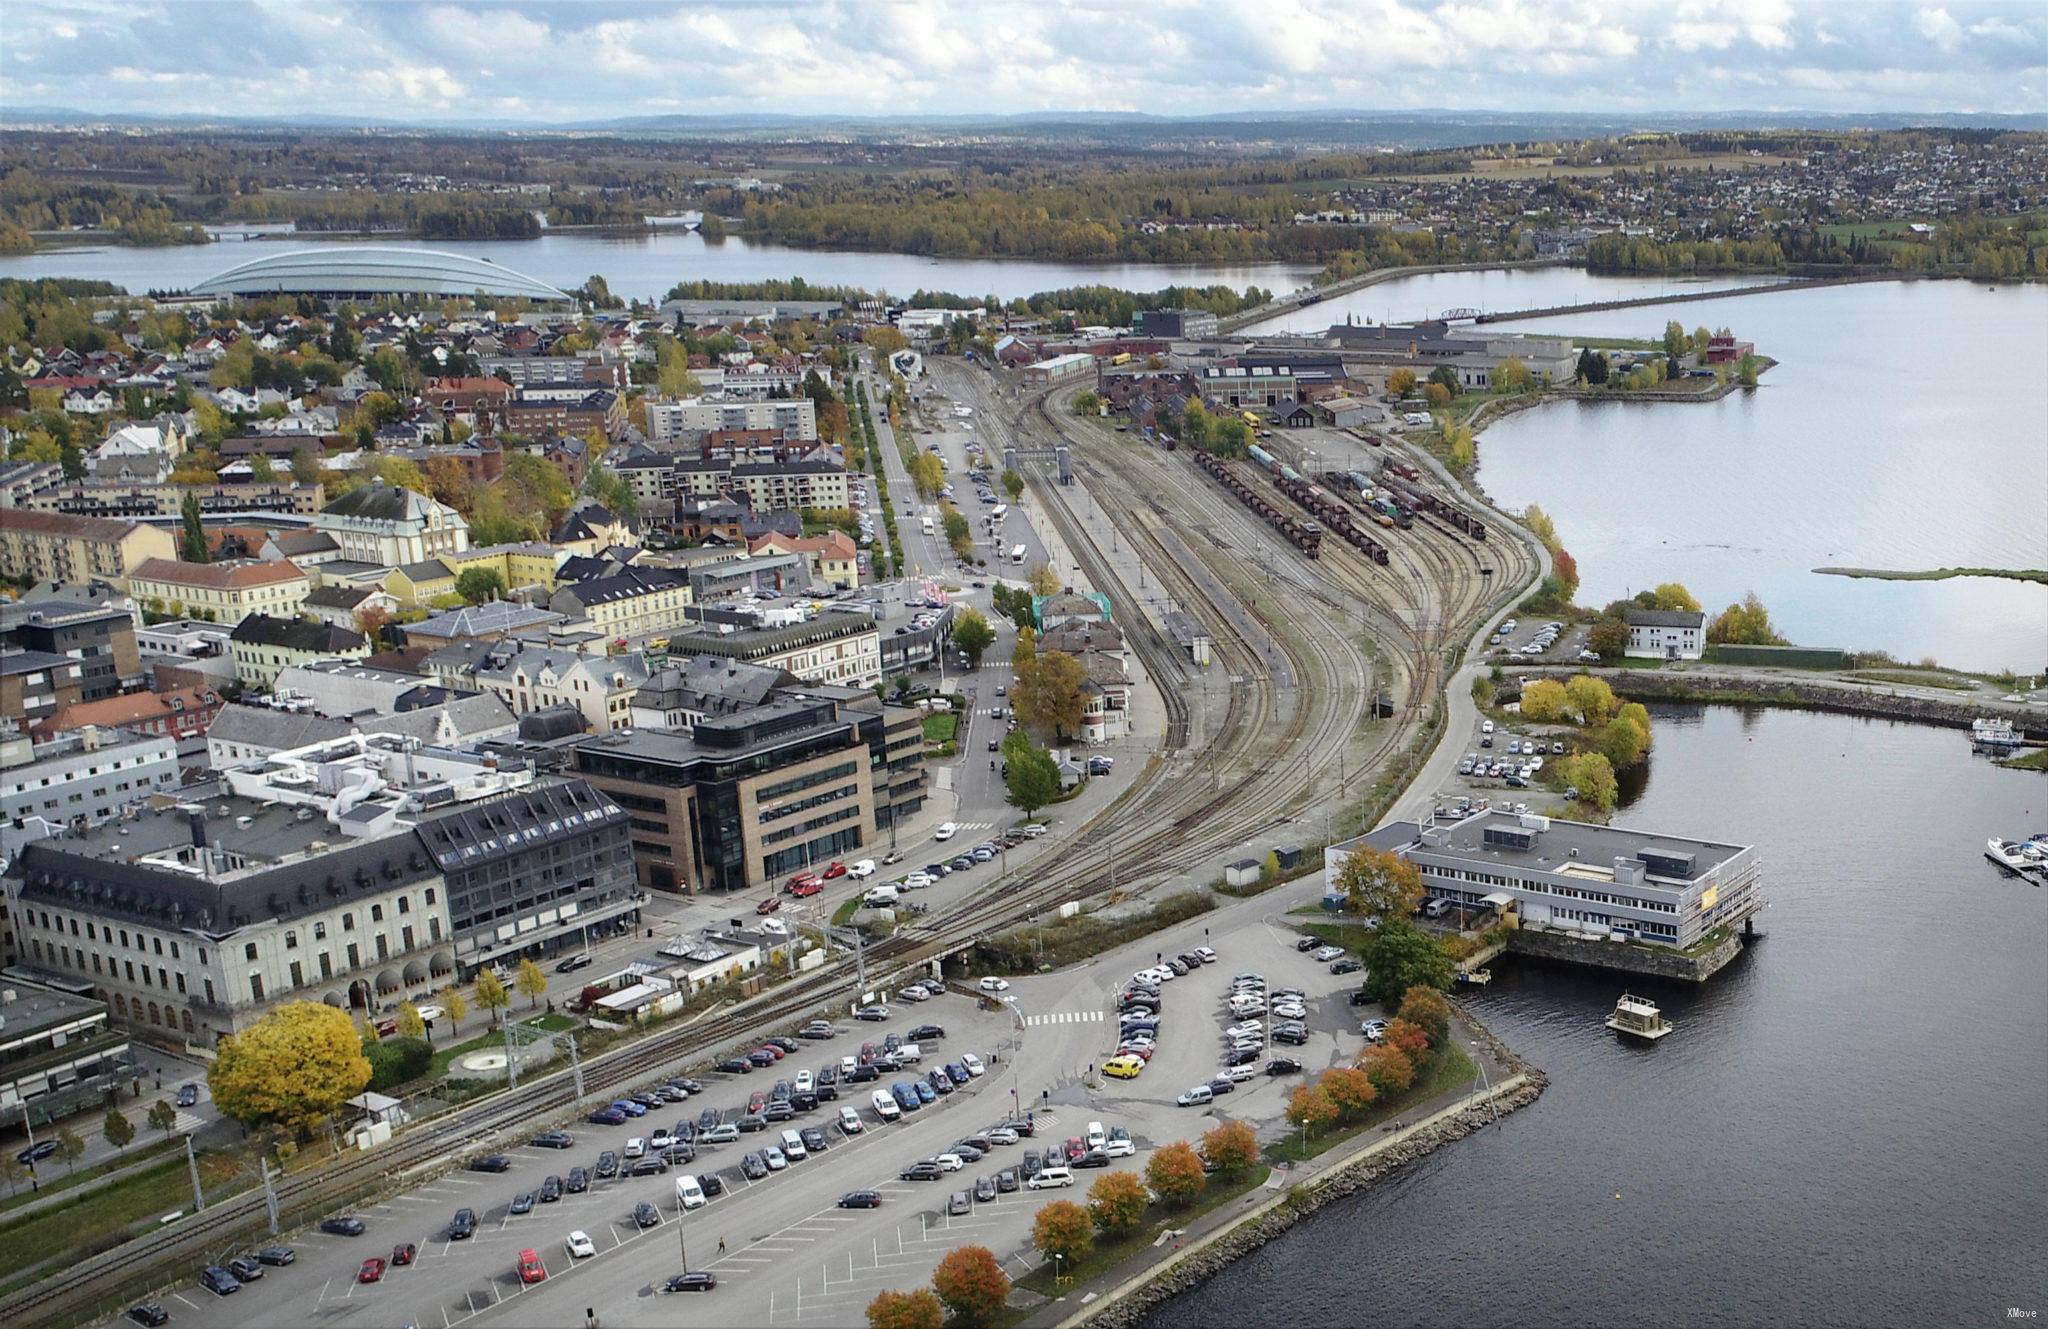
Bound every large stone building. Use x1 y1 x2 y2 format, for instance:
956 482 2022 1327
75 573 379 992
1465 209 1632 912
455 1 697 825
646 395 817 444
312 481 470 566
666 614 881 689
228 614 371 687
127 558 311 627
425 639 651 733
548 570 694 642
0 510 176 589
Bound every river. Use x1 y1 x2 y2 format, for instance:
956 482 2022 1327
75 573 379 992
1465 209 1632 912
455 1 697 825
0 231 1318 305
1240 266 1791 334
1147 703 2048 1329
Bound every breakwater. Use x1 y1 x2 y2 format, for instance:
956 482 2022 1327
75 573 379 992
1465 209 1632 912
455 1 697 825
1472 272 1901 323
1557 668 2046 738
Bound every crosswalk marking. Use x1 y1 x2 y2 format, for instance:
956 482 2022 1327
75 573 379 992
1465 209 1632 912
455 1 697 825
1022 1010 1106 1027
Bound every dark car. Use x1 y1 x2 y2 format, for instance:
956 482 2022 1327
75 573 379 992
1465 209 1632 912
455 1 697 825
767 1036 800 1053
853 1007 888 1023
738 1113 768 1133
837 1189 883 1208
391 1242 417 1267
319 1217 366 1237
800 1127 828 1153
468 1153 512 1173
176 1083 200 1108
848 1062 880 1083
1349 989 1374 1007
566 1167 590 1193
925 1071 954 1097
1295 936 1320 952
956 1134 994 1153
740 1153 770 1180
764 1101 796 1123
634 1201 662 1229
791 1089 819 1112
664 1272 718 1293
1224 1046 1260 1067
539 1175 564 1203
1019 1152 1044 1179
554 952 593 974
996 1168 1020 1192
770 1079 793 1103
1208 1076 1237 1096
1265 1057 1304 1076
449 1207 478 1239
1331 958 1364 975
899 1161 943 1181
596 1150 621 1179
530 1130 574 1149
128 1304 170 1326
907 1023 945 1043
588 1107 628 1126
15 1140 58 1166
944 1062 970 1086
1075 1149 1111 1169
508 1193 535 1215
1003 1116 1037 1138
973 1175 998 1202
697 1108 723 1132
198 1266 241 1296
718 1058 753 1074
673 1121 697 1145
226 1257 264 1282
1166 958 1189 976
746 1049 777 1068
950 1141 985 1162
699 1172 726 1197
255 1245 296 1266
629 1156 669 1177
632 1091 664 1109
1273 1025 1309 1046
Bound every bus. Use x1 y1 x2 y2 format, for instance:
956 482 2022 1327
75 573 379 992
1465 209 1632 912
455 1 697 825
1009 544 1028 565
920 514 934 536
989 504 1008 523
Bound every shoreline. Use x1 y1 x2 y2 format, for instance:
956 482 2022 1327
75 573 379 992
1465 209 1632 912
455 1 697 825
1815 565 2047 587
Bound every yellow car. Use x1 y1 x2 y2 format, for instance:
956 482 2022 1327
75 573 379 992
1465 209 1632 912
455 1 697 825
1101 1055 1144 1080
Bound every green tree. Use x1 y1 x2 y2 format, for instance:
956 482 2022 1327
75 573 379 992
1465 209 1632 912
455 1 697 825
1033 1197 1095 1262
1596 715 1650 769
208 1002 372 1131
1362 920 1453 1005
1588 616 1630 660
179 491 209 563
1334 846 1424 919
950 608 995 666
1001 731 1060 816
1072 390 1101 416
290 448 321 484
1574 347 1608 385
247 455 276 483
930 1245 1009 1326
455 566 507 605
1001 470 1024 501
1617 702 1652 747
1488 357 1532 393
103 1106 135 1155
1144 1141 1206 1207
515 958 549 1010
866 1289 944 1329
1662 320 1689 358
0 1153 28 1196
146 1098 179 1138
1427 366 1461 395
54 1126 85 1174
474 970 511 1027
1087 1170 1150 1234
1558 751 1619 811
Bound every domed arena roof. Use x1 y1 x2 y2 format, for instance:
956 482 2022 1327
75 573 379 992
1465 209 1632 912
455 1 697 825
187 246 573 302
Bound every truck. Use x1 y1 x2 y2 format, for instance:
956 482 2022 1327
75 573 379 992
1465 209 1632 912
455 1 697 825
1009 544 1027 564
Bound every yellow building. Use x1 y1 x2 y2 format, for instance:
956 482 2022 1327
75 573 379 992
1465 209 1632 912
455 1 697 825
128 558 310 626
386 559 460 607
0 510 176 588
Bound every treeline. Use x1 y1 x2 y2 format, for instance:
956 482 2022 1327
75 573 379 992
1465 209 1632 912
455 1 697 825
657 277 1273 324
0 278 130 355
544 195 645 228
289 193 541 239
0 170 209 246
1590 222 2046 277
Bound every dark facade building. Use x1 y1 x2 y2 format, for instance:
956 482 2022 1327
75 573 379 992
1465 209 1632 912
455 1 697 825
0 600 142 699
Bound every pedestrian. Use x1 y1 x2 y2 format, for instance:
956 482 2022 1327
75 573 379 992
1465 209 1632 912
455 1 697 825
718 1236 727 1255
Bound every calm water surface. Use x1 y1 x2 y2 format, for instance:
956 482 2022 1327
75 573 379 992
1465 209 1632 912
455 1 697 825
0 231 1317 305
1147 704 2048 1329
1241 266 1787 333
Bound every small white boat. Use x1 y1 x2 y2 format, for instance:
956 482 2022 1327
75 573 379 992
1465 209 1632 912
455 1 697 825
1971 718 2022 752
1987 838 2047 883
1605 993 1671 1040
1456 968 1493 987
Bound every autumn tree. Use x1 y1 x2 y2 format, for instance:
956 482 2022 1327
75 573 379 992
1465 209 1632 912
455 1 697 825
930 1245 1010 1325
1565 675 1619 725
1285 1082 1339 1137
442 987 468 1036
1033 1198 1095 1263
1596 715 1649 769
950 608 995 665
1387 367 1417 396
1026 563 1061 597
1558 751 1619 811
1519 678 1569 722
1318 1066 1379 1121
147 1098 179 1138
1359 1044 1416 1096
54 1126 85 1174
474 970 511 1026
1708 592 1785 645
515 958 549 1010
396 1002 427 1042
1396 986 1452 1047
103 1106 135 1155
1334 845 1424 919
1199 1118 1259 1174
0 1154 28 1196
208 1002 371 1131
1488 356 1533 392
1362 920 1453 1006
1588 616 1630 660
866 1288 943 1329
1072 390 1101 416
862 326 910 356
1144 1141 1206 1207
1012 649 1087 740
1086 1169 1149 1234
1650 582 1700 613
1618 702 1653 749
1382 1017 1432 1060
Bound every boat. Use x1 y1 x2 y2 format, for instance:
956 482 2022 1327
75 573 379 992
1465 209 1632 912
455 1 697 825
1456 968 1493 987
1605 993 1672 1040
1986 838 2047 882
1970 718 2022 752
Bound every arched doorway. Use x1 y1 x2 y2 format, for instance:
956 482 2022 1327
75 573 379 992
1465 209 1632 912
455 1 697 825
348 978 372 1010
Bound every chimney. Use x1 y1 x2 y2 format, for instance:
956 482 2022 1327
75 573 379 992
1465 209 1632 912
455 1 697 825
189 809 207 848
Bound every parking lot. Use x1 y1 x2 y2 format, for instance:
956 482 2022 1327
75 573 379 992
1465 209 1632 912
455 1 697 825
1486 615 1593 666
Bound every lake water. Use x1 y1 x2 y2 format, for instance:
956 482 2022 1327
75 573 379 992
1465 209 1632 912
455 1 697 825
0 231 1318 305
1466 279 2048 673
1147 703 2048 1329
1240 266 1789 334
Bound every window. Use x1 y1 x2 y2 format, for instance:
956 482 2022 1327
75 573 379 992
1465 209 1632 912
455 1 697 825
313 921 326 940
285 930 298 950
342 912 355 931
244 941 258 962
319 952 333 980
370 904 383 923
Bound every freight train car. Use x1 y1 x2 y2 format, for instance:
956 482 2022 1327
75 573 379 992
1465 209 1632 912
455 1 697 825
1190 449 1323 558
1267 465 1390 566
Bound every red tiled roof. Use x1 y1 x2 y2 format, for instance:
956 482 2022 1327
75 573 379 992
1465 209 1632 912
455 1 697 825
130 557 307 590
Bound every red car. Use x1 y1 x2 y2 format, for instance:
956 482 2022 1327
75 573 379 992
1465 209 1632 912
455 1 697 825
747 1090 767 1115
1064 1137 1087 1161
1116 1044 1155 1062
517 1248 546 1285
782 872 819 894
357 1258 386 1284
821 861 848 880
756 897 782 915
760 1044 786 1061
391 1242 417 1267
789 879 823 899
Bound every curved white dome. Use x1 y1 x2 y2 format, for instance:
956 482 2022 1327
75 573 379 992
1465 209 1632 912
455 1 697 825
188 246 572 302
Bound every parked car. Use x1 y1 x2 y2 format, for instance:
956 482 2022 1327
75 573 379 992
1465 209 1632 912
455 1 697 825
517 1248 547 1284
1265 1057 1305 1076
469 1153 512 1173
530 1131 574 1149
664 1272 718 1293
319 1217 366 1237
356 1258 385 1284
255 1245 296 1265
564 1231 596 1260
448 1208 478 1239
838 1189 884 1209
128 1305 170 1326
226 1257 264 1283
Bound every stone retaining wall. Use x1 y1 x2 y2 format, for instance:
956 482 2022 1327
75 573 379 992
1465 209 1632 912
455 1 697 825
1506 923 1745 982
1587 671 2040 736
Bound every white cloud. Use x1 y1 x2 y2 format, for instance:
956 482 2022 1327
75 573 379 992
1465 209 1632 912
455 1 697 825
1913 7 1964 52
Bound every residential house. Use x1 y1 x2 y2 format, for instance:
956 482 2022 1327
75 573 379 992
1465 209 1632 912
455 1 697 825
1625 609 1707 660
127 558 311 627
749 531 859 590
427 639 651 733
228 614 371 687
29 685 223 744
0 599 143 698
548 570 694 643
302 583 402 630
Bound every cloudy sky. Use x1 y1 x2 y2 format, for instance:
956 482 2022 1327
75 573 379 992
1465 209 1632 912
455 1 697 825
6 0 2043 123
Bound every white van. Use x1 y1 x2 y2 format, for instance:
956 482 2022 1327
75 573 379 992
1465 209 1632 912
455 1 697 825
1027 1166 1074 1190
863 885 900 907
779 1129 808 1161
933 822 959 841
623 1137 646 1159
841 1055 858 1077
871 1089 902 1121
675 1175 707 1210
1086 1121 1106 1151
838 1106 865 1135
894 1043 923 1065
847 860 876 880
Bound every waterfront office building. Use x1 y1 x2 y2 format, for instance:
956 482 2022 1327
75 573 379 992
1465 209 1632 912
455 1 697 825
1339 809 1763 949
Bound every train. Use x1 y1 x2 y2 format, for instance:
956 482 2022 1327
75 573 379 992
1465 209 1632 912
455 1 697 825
1329 468 1490 542
1239 443 1391 566
1190 449 1323 558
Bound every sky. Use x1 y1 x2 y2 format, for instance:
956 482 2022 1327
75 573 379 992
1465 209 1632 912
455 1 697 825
4 0 2044 124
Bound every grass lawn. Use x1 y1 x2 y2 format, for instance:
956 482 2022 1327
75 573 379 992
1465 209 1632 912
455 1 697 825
921 712 957 745
1010 1164 1272 1303
1266 1042 1477 1165
1566 334 1662 350
1302 920 1379 953
0 1137 180 1217
527 1012 578 1033
428 1029 506 1082
831 896 863 927
1848 669 1978 691
0 1150 248 1277
1998 749 2048 773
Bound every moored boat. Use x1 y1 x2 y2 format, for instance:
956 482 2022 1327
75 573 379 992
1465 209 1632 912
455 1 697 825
1605 993 1672 1040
